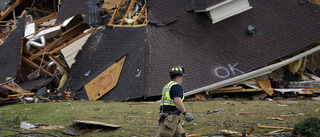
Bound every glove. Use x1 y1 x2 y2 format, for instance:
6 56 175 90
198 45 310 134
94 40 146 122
183 112 194 122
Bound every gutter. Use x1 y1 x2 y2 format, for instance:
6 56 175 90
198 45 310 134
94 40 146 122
184 45 320 97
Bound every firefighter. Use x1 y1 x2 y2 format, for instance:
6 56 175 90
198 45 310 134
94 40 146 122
156 66 194 137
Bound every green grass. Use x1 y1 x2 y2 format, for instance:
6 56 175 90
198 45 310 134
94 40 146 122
0 100 319 136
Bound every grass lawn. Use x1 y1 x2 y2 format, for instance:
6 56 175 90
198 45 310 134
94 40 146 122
0 100 319 136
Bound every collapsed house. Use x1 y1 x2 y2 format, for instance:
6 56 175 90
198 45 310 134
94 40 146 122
0 0 320 104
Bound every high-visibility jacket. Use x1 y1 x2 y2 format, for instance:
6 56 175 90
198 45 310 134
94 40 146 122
160 81 184 108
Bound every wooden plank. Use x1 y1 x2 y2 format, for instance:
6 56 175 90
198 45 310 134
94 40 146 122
186 134 202 137
237 80 257 84
209 89 263 94
108 0 124 25
267 117 284 121
84 56 126 101
239 112 261 115
143 7 148 24
255 78 273 96
0 89 9 96
304 87 320 91
22 56 53 77
120 0 136 25
215 86 242 91
25 7 54 14
219 130 254 137
1 85 22 93
0 0 24 21
4 108 32 115
0 108 11 111
23 48 49 65
301 56 307 74
297 91 314 95
258 125 294 130
7 93 35 98
102 0 119 12
133 2 145 25
34 12 58 25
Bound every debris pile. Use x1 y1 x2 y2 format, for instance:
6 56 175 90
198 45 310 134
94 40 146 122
0 0 319 105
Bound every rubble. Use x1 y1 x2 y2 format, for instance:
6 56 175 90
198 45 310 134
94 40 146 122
0 0 319 105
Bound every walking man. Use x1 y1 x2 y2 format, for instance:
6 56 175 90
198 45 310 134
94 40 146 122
156 66 194 137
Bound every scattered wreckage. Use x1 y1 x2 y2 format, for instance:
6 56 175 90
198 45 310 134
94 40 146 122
0 0 320 105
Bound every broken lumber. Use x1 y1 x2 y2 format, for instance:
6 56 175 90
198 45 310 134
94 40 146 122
267 117 284 121
22 56 54 77
255 78 274 96
34 12 58 25
7 93 35 98
0 0 23 21
239 112 261 115
4 108 33 115
219 130 254 137
25 7 54 14
258 125 294 130
186 134 202 137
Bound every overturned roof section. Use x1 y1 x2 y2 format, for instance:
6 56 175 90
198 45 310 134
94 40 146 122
147 0 320 97
68 26 148 101
59 0 320 101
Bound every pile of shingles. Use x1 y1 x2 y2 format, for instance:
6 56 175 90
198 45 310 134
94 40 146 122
0 0 148 105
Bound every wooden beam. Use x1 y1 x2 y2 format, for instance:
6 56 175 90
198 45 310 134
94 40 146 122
301 56 308 74
108 0 124 25
0 0 24 21
4 108 33 115
1 85 24 94
49 27 94 55
29 24 89 61
120 0 136 25
53 0 57 12
133 2 145 25
304 87 320 91
23 48 49 65
0 89 9 96
239 112 261 115
237 80 258 84
34 12 58 25
25 7 54 14
258 125 294 130
60 22 83 37
21 56 53 77
7 93 35 98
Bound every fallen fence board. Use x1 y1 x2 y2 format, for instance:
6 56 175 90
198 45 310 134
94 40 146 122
258 125 294 130
84 56 126 100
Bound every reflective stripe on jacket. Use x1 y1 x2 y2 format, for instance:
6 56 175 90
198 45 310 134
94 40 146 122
160 81 184 107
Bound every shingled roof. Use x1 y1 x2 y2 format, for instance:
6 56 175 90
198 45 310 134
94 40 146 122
58 0 320 101
0 15 25 83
